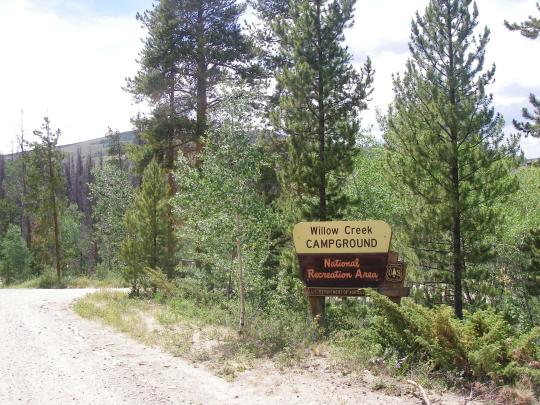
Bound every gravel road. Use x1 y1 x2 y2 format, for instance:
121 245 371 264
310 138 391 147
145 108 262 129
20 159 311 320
0 289 466 405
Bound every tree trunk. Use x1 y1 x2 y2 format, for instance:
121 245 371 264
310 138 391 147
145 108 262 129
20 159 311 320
18 132 32 249
451 200 463 319
312 0 326 326
316 0 326 222
48 143 62 283
196 4 207 150
161 76 177 279
236 214 245 332
446 3 463 319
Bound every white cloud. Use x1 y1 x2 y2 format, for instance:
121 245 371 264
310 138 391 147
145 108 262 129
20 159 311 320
1 0 539 158
0 0 147 152
347 0 540 158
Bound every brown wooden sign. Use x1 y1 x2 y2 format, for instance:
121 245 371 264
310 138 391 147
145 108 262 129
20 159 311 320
293 221 410 308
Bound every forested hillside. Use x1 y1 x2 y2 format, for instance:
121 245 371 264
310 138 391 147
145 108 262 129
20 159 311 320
0 130 137 278
1 0 539 402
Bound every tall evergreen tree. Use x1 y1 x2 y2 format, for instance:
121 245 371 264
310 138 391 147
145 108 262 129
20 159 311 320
384 0 520 318
127 0 253 158
505 5 540 139
121 159 169 295
16 116 32 248
27 117 66 282
272 0 374 222
127 0 253 279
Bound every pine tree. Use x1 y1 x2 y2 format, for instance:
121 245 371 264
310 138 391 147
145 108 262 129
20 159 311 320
384 0 520 318
16 115 32 248
121 159 169 295
105 128 124 169
27 117 66 282
520 228 540 298
272 0 374 222
127 0 253 279
506 4 540 138
127 0 253 156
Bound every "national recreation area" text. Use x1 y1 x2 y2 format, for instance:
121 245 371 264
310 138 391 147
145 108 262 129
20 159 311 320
306 257 379 280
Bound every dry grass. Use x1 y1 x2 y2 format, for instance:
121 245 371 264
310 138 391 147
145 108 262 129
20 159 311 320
74 290 260 379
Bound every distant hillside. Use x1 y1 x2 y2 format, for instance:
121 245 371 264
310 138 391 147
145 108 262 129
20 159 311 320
56 131 137 160
3 131 137 160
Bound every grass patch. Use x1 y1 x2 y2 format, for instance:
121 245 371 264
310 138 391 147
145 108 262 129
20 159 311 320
74 290 152 342
8 272 127 289
74 286 539 403
74 288 318 379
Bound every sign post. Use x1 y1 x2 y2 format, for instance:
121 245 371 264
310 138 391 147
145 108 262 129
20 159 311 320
293 221 410 323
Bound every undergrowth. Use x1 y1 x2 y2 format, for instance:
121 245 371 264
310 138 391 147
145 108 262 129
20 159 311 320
73 286 540 402
365 290 540 401
74 286 315 379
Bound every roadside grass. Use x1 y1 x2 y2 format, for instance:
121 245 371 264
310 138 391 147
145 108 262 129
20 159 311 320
73 289 538 403
72 289 442 386
8 272 127 289
74 289 326 380
72 288 450 394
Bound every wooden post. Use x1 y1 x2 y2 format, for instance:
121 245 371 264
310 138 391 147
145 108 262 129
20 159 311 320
308 296 325 327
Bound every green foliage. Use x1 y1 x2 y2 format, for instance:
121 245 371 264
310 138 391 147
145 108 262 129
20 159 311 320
89 162 133 272
520 228 540 297
105 127 125 169
174 87 274 313
36 269 64 288
272 0 374 221
367 291 540 389
61 204 90 276
505 3 540 39
143 266 175 298
26 117 66 281
343 142 403 223
384 0 520 318
512 94 540 139
460 166 540 326
0 197 19 235
121 159 169 295
0 224 31 285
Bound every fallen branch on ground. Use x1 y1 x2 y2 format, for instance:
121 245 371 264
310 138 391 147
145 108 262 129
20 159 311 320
406 379 431 405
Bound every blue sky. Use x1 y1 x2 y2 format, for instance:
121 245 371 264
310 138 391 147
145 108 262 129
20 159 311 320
1 0 539 158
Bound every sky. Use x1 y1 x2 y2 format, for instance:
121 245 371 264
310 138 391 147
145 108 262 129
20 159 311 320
0 0 539 158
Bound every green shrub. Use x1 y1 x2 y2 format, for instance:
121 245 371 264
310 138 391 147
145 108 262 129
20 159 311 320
37 269 64 289
366 290 540 390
